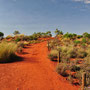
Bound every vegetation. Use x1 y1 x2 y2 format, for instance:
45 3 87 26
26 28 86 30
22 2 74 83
0 30 90 89
0 42 18 63
0 32 4 39
47 31 90 87
55 29 63 36
13 30 20 35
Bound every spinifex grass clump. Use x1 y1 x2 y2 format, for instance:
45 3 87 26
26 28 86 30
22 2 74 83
0 42 18 63
56 63 69 77
48 49 58 61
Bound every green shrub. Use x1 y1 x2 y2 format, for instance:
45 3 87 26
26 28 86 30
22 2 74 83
0 42 18 63
82 38 87 43
74 40 80 44
63 32 77 39
81 43 86 47
83 32 90 38
15 38 21 42
77 35 83 39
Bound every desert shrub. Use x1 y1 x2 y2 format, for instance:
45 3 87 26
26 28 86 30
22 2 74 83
81 43 86 48
17 42 25 53
15 38 21 42
6 35 13 39
83 32 90 38
77 48 87 58
57 45 77 59
82 38 87 43
74 40 80 44
17 47 23 53
56 63 69 77
29 35 37 40
0 42 18 63
84 55 90 65
70 65 80 72
85 71 90 86
29 40 40 44
0 32 4 39
74 71 82 85
77 35 83 39
23 41 30 45
48 39 59 49
55 29 63 36
63 32 77 39
17 42 24 48
48 49 58 61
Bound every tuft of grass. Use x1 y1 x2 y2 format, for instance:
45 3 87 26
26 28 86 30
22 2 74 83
48 49 58 61
77 48 87 58
56 63 69 77
70 65 80 72
0 42 18 63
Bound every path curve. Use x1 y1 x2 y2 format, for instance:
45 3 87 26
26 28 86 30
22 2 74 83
0 41 79 90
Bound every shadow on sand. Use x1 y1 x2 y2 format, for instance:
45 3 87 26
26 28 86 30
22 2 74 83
0 55 23 64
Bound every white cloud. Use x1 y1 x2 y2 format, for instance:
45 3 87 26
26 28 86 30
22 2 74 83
85 0 90 4
73 0 90 4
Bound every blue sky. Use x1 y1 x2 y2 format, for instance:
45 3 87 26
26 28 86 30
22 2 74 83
0 0 90 36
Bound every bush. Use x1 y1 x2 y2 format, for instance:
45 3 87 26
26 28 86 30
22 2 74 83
29 40 40 44
56 63 69 77
0 32 4 39
0 42 18 63
17 42 24 48
83 32 90 38
82 38 87 43
23 41 30 45
48 49 58 61
57 45 77 59
15 38 21 42
63 32 77 39
77 35 83 39
17 42 25 53
70 65 80 72
84 55 90 65
74 71 82 85
77 48 87 58
6 35 13 39
74 40 80 44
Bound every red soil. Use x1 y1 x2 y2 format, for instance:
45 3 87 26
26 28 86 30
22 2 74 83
0 41 79 90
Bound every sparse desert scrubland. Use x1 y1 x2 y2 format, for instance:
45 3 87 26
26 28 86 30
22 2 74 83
0 31 52 63
47 29 90 89
0 30 89 90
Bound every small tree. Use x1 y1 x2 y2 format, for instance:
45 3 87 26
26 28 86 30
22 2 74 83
55 29 60 35
13 30 20 35
55 29 63 36
46 31 52 37
0 32 4 39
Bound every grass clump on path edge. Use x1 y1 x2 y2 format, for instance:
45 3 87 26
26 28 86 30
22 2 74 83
0 42 19 63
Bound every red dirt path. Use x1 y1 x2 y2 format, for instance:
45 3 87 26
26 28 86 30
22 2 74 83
0 41 79 90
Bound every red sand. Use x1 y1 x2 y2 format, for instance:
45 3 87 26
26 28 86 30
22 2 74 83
0 41 79 90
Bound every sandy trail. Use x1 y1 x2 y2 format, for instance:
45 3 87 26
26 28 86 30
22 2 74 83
0 41 79 90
